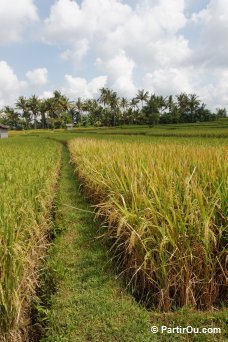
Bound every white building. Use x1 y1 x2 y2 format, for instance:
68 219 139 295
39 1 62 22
66 123 73 131
0 124 9 139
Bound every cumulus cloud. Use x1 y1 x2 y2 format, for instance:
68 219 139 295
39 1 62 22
60 39 89 63
0 63 50 107
0 61 27 107
39 90 54 99
96 50 136 97
192 0 228 68
143 67 195 95
1 0 228 110
62 74 107 99
198 69 228 110
0 0 38 45
26 68 48 86
42 0 190 96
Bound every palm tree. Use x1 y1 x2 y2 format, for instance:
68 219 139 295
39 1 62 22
39 99 49 129
98 87 111 108
156 95 167 114
74 97 84 124
130 97 139 111
109 90 120 126
188 94 200 122
84 99 102 125
16 96 31 129
3 106 20 129
166 95 174 113
176 93 189 122
46 91 71 128
120 97 128 125
142 94 160 126
98 88 120 126
135 89 149 109
27 95 40 129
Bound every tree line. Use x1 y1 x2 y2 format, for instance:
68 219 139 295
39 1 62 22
0 88 226 129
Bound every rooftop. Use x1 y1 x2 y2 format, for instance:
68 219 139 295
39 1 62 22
0 124 9 129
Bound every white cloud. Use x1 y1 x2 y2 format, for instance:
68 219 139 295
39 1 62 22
191 0 228 67
0 0 227 111
96 50 136 97
0 63 50 107
43 0 82 43
63 74 107 99
40 90 54 99
0 61 27 107
198 69 228 110
143 67 194 95
0 0 38 45
60 39 89 63
26 68 48 86
43 0 190 95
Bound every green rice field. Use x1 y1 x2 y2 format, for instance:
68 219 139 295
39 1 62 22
0 138 61 339
69 137 227 310
0 122 227 341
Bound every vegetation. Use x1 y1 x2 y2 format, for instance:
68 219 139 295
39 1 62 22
69 137 227 310
37 139 227 342
40 146 152 342
0 137 61 339
0 88 227 130
0 126 227 340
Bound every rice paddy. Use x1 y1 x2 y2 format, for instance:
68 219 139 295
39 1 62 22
0 137 61 338
0 124 227 340
69 137 227 310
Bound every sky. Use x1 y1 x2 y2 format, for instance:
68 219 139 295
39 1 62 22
0 0 227 111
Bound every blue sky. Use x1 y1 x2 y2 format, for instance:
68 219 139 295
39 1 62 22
0 0 227 111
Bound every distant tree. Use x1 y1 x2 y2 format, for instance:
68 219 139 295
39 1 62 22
120 97 129 125
16 96 31 129
130 97 139 111
142 94 160 126
188 94 200 122
135 89 149 109
98 87 111 108
176 93 189 122
109 91 120 126
3 106 21 129
45 91 71 128
215 107 227 118
85 99 102 125
27 95 40 129
1 87 224 129
39 99 49 129
74 97 84 124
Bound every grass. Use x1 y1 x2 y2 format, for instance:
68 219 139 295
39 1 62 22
0 137 62 339
68 138 227 310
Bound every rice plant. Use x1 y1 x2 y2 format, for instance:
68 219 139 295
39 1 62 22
0 137 61 336
69 137 227 310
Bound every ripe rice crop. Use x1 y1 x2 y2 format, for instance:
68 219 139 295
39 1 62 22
69 137 227 311
0 137 61 337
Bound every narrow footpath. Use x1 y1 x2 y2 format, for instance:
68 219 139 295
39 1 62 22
41 146 152 342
